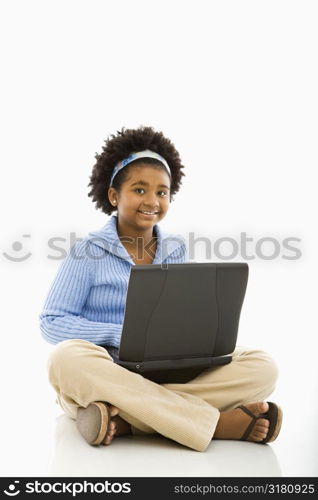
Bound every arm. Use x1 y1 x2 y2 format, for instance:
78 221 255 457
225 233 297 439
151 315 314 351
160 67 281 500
164 241 189 264
39 239 122 345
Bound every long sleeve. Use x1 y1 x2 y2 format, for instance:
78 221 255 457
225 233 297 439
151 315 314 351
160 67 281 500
39 240 122 345
164 241 188 264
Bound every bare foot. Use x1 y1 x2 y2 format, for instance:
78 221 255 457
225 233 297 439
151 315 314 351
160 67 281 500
213 401 270 442
102 405 132 446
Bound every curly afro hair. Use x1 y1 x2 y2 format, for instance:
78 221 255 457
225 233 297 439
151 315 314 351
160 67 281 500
87 125 185 215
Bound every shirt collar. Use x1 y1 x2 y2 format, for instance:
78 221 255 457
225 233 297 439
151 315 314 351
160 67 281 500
88 214 184 265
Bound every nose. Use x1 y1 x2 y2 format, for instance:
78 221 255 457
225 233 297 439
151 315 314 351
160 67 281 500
143 192 160 208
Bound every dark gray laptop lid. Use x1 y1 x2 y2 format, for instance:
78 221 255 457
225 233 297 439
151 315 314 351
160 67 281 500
119 263 248 363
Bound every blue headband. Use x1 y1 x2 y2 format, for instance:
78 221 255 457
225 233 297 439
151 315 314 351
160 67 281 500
109 149 171 187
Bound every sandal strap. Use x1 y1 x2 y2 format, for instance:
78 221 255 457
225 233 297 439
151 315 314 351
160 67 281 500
237 405 263 441
237 405 257 419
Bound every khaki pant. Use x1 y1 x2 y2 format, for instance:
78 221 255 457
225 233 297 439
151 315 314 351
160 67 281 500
47 339 279 452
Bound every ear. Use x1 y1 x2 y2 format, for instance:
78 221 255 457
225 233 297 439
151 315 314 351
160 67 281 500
108 187 118 207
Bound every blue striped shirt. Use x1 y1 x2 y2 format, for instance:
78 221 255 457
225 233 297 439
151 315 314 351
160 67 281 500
39 215 187 346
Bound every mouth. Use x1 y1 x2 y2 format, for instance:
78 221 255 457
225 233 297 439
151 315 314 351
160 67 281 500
137 210 160 218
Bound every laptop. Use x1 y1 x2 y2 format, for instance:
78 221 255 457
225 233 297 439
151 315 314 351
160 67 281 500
105 262 249 384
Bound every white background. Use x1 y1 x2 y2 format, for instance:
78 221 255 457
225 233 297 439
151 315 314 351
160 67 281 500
0 0 317 477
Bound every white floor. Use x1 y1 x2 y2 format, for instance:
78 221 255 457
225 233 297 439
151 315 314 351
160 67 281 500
2 395 317 478
1 269 317 477
1 339 317 478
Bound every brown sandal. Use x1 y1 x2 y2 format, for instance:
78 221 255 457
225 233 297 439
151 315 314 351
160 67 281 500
76 401 111 445
237 401 283 444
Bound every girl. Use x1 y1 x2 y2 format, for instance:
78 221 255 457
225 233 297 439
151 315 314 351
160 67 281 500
40 126 282 451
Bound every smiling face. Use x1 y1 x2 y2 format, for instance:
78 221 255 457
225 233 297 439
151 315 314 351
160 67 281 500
107 163 171 235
